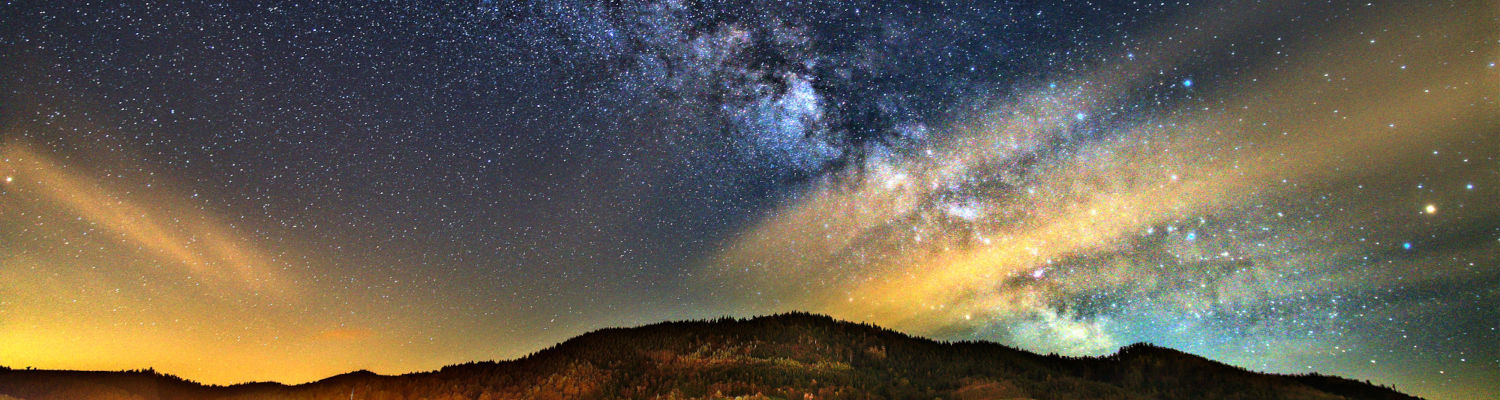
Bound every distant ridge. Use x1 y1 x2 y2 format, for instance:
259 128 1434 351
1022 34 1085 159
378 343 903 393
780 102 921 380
0 312 1421 399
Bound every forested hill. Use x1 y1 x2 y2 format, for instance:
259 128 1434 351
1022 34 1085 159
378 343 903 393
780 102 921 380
0 313 1420 399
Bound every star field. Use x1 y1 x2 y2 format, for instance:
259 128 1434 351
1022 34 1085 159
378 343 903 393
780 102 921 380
0 1 1496 399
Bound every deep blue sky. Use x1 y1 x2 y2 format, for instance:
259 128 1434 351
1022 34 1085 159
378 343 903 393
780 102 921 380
1 1 1495 398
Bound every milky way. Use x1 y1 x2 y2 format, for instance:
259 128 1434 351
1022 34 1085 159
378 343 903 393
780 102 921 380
1 1 1496 399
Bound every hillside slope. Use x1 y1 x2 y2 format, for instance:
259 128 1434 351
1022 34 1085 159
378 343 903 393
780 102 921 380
0 313 1420 399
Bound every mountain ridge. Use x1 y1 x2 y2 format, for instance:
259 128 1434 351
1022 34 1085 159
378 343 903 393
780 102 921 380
0 312 1420 399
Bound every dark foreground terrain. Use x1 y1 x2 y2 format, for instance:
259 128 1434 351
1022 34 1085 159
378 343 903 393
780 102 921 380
0 313 1418 399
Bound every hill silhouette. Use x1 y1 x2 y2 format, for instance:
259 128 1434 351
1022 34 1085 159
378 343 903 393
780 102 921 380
0 312 1420 399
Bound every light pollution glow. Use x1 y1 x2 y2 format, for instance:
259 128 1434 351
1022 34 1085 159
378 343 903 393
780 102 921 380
0 141 498 385
0 0 1495 399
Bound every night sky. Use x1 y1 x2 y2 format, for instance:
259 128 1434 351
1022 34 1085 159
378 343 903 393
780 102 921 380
1 0 1496 398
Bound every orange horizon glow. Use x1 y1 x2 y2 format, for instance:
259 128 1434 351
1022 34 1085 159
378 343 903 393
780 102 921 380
0 140 525 385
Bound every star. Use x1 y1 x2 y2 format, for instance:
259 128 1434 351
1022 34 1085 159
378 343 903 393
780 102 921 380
0 1 1492 398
